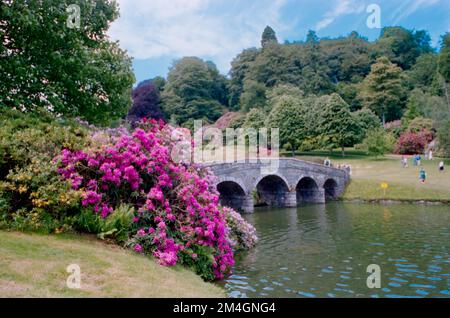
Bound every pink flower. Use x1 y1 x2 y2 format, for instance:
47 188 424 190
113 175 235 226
134 244 143 253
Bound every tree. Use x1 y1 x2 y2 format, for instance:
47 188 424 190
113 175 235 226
438 33 450 82
407 117 434 133
162 57 226 126
261 26 278 48
267 84 304 106
362 128 395 157
408 54 440 93
376 27 433 70
0 0 134 125
359 57 407 124
243 108 266 129
266 96 307 156
317 94 360 156
127 82 165 125
352 108 382 143
436 119 450 157
137 76 166 93
438 33 450 110
228 48 259 109
239 80 267 112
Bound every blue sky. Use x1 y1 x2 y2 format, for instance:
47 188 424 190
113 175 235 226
108 0 450 84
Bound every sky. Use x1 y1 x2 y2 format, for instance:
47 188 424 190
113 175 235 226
108 0 450 84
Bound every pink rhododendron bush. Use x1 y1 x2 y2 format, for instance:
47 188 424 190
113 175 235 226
56 120 257 280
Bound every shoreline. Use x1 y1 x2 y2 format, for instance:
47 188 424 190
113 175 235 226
339 198 450 205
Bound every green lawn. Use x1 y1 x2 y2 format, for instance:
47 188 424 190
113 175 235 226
290 150 450 202
0 231 225 298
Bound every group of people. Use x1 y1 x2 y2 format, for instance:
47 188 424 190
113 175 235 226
324 158 352 175
401 150 445 184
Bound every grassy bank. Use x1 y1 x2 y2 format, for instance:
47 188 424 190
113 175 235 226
291 150 450 202
0 231 225 298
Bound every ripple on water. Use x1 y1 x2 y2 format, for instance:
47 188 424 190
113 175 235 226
409 284 436 289
390 277 408 283
298 291 316 298
415 289 429 296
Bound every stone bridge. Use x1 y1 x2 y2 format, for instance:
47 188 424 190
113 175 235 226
206 158 350 213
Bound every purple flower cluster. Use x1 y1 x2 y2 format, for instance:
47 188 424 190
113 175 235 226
56 119 234 279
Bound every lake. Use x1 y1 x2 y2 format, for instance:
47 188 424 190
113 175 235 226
220 203 450 298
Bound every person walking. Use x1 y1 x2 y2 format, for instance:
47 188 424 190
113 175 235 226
419 168 427 184
439 161 445 172
402 156 408 168
416 154 422 166
428 150 433 161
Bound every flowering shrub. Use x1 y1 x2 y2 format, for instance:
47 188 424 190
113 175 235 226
56 120 234 280
0 110 87 232
223 207 258 251
395 129 433 155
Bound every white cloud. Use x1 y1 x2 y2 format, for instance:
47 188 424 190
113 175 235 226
108 0 288 73
391 0 441 24
315 0 365 31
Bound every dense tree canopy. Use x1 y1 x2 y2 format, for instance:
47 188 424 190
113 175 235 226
0 0 135 125
161 57 227 127
358 57 407 123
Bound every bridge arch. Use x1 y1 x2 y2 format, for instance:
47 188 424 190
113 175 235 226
296 177 322 204
216 177 249 212
255 174 290 207
324 178 338 201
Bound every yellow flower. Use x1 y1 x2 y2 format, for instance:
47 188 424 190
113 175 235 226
18 185 28 194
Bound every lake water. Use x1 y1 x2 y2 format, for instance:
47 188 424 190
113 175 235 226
220 203 450 298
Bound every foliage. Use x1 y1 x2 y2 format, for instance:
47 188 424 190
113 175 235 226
436 119 450 157
56 120 234 280
352 108 382 143
394 130 433 155
162 57 227 126
239 80 267 112
407 117 434 134
362 128 395 157
376 27 433 70
228 113 247 129
407 54 441 94
438 33 450 82
316 94 360 155
0 110 88 232
228 48 259 109
261 26 278 48
358 57 407 123
266 96 307 154
127 82 165 125
243 108 267 129
0 0 135 126
384 120 404 138
223 207 258 251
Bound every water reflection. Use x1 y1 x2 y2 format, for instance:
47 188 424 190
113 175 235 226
219 203 450 298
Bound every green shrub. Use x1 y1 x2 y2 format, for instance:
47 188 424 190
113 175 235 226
74 204 135 244
362 128 396 157
0 110 88 233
